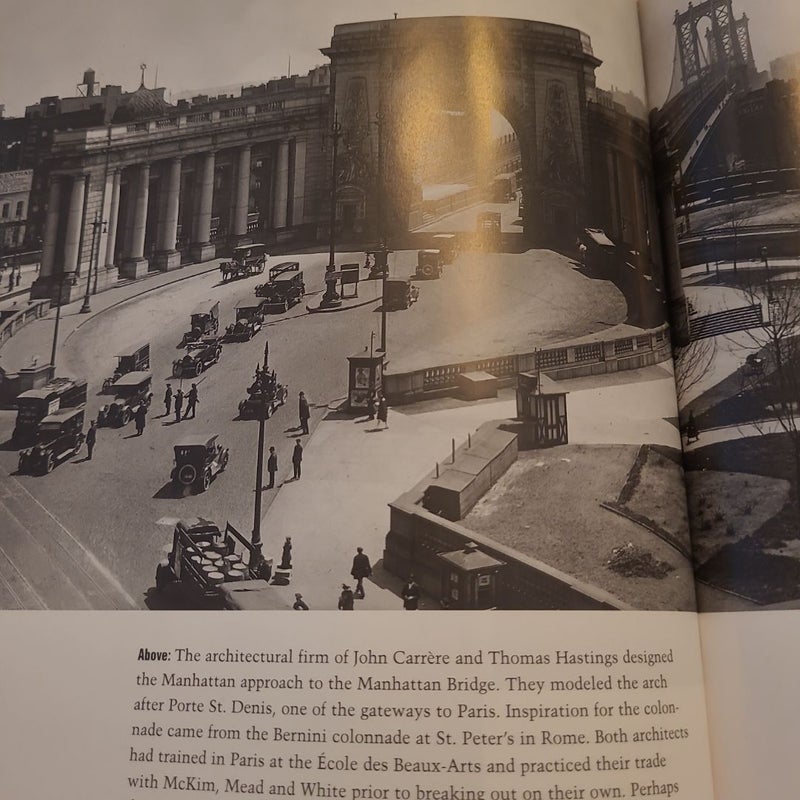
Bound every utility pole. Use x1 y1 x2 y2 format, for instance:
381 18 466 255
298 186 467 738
50 271 75 368
249 346 270 572
80 213 106 314
374 109 388 353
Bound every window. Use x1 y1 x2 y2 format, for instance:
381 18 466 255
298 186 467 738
16 201 24 218
1 203 9 219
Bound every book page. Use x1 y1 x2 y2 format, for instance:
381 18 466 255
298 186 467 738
639 0 800 796
0 0 707 797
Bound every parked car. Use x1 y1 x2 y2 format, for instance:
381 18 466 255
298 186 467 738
170 434 229 493
238 370 288 419
102 343 150 392
18 407 85 475
415 249 443 280
97 371 153 427
172 338 223 379
225 303 263 342
384 277 420 311
181 300 220 345
219 243 268 282
255 262 305 313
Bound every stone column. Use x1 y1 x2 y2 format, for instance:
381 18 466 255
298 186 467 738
155 157 182 270
273 140 290 229
121 163 150 278
104 170 122 268
190 151 216 262
39 176 62 278
291 139 307 227
231 145 252 241
62 174 87 273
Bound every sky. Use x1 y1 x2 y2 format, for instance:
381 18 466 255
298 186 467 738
639 0 800 109
0 0 647 118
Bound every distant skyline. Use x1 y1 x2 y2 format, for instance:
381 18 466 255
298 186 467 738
0 0 647 118
640 0 800 109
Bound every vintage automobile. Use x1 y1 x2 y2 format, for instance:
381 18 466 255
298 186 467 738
18 407 85 475
155 518 272 601
415 249 443 280
255 261 305 313
97 371 153 427
102 342 150 392
364 247 390 279
12 378 88 446
219 243 268 282
170 434 229 493
432 234 457 265
238 368 288 419
172 338 223 378
224 303 263 342
384 277 420 311
181 300 220 345
476 210 502 251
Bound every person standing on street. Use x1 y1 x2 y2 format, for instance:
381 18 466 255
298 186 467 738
351 547 372 599
367 391 376 421
401 574 421 610
338 584 355 611
163 384 173 417
377 395 389 429
266 446 278 489
280 536 293 570
134 403 147 436
86 420 97 461
298 391 310 435
292 439 303 480
293 593 309 610
173 389 184 423
183 383 199 420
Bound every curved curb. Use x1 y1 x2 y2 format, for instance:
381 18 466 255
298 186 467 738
306 296 381 314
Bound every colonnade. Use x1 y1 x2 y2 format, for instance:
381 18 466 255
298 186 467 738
38 138 305 286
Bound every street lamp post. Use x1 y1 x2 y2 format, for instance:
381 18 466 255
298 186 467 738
373 109 388 353
321 114 343 308
50 270 76 368
80 213 106 314
249 347 270 572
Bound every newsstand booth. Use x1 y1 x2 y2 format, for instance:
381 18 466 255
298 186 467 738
347 352 384 412
438 542 505 609
516 372 568 448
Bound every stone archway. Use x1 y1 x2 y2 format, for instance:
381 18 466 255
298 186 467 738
322 16 601 248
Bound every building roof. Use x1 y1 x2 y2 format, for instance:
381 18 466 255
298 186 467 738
111 84 173 123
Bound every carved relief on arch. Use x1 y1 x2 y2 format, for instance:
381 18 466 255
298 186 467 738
540 79 579 188
337 76 373 191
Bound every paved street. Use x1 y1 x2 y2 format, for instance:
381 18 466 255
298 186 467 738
0 230 643 610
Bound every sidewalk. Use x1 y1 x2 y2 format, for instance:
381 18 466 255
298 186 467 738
259 364 680 611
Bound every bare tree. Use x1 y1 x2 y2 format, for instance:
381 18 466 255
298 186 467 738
738 270 800 509
674 336 717 408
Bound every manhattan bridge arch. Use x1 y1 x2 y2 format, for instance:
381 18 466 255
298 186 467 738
322 16 602 249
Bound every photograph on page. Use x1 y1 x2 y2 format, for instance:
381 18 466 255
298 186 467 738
640 0 800 611
0 0 694 612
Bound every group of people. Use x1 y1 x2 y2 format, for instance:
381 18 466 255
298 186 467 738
163 383 200 423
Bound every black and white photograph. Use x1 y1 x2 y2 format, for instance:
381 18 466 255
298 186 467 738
642 0 800 611
0 0 694 611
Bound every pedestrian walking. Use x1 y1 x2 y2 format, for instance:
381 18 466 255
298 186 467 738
292 438 303 480
183 383 199 420
351 547 372 599
164 384 173 416
280 536 293 570
266 446 278 489
401 574 421 610
86 420 97 461
298 391 310 435
377 395 388 429
293 593 309 610
338 584 355 611
173 389 184 423
134 403 147 436
366 391 376 421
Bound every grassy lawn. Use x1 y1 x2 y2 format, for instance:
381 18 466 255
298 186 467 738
463 444 695 610
688 194 800 231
